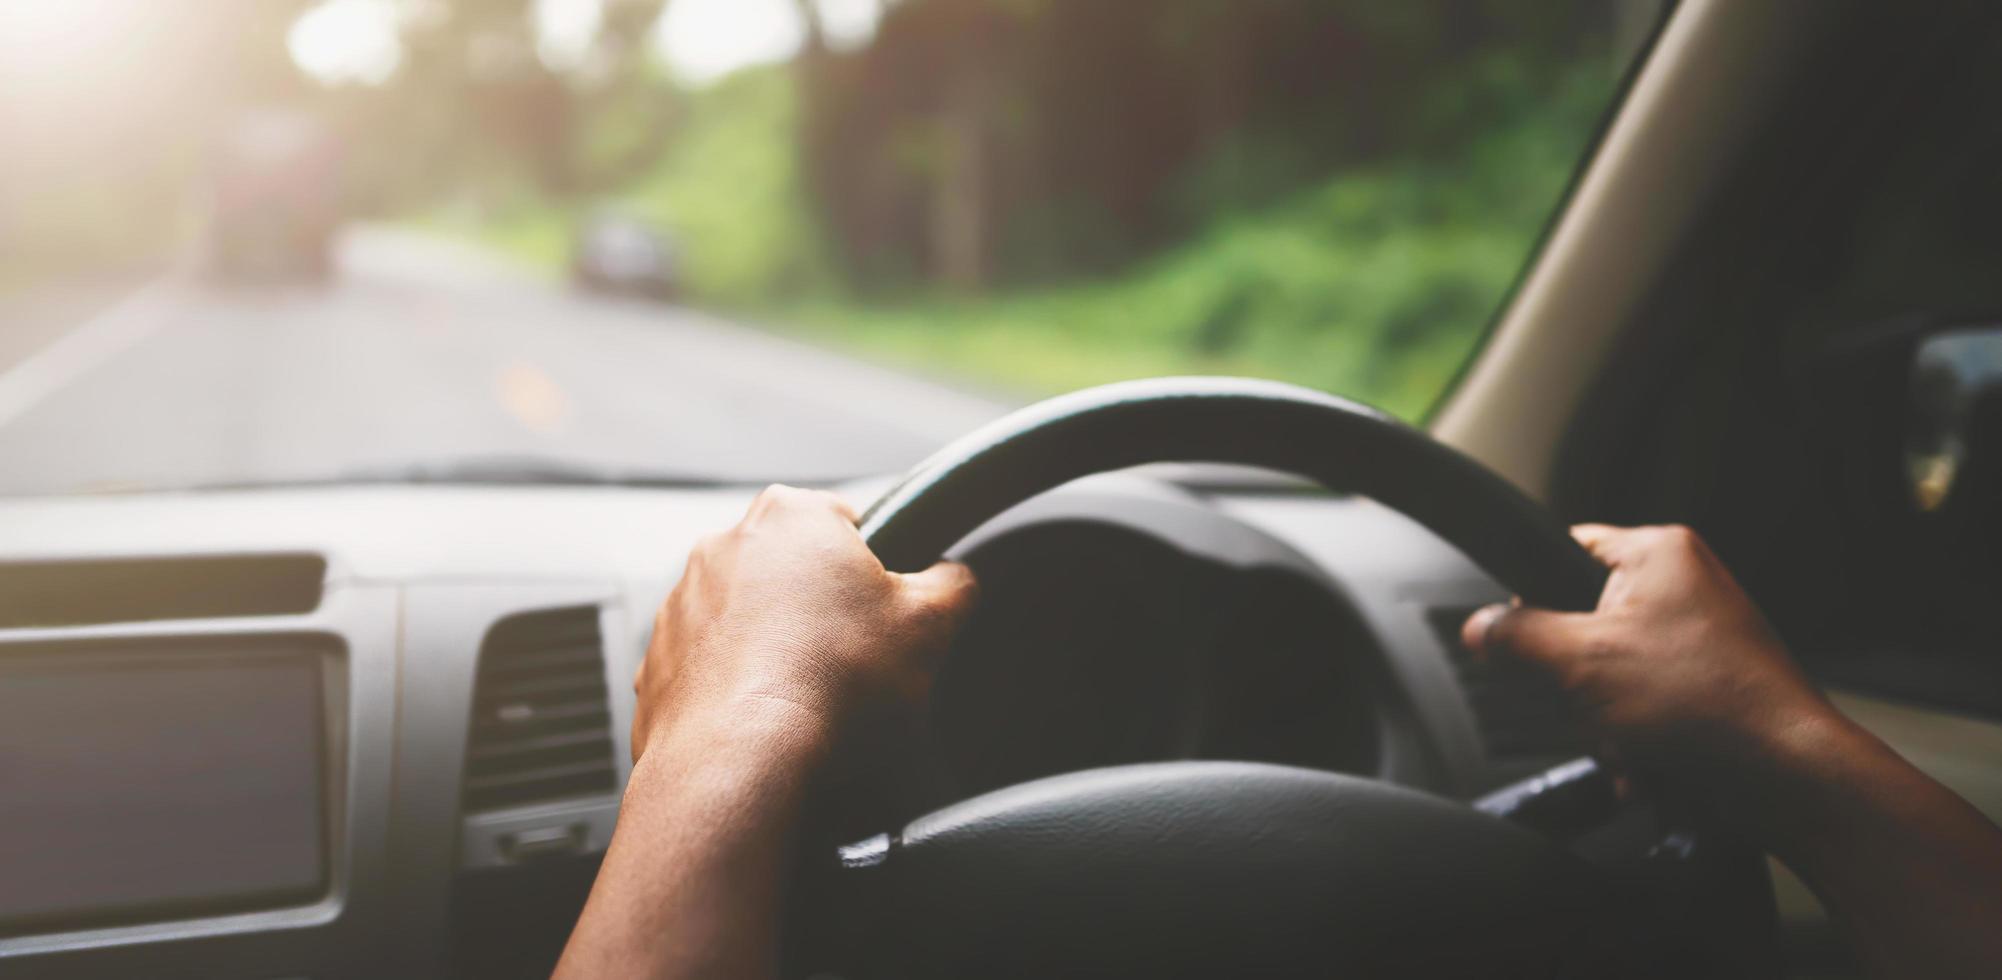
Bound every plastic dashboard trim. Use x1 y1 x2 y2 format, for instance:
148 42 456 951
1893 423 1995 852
0 477 1520 975
0 584 397 978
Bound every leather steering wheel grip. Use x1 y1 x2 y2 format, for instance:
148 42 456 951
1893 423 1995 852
860 376 1608 613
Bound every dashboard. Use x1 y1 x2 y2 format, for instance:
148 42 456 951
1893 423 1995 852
0 472 1576 978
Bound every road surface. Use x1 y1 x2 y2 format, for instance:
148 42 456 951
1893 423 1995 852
0 227 1014 495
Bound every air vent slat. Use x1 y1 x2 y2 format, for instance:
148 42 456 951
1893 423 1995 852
479 646 602 677
462 607 618 814
465 757 619 793
476 673 609 703
464 770 618 812
467 727 615 761
472 727 606 758
473 705 611 740
467 738 616 778
1426 606 1583 762
488 621 602 647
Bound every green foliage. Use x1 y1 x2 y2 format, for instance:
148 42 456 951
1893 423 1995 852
623 68 831 304
401 11 1623 424
407 67 831 303
781 55 1612 421
783 180 1500 419
406 180 573 280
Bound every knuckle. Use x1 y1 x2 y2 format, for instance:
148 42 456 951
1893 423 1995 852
1559 634 1611 674
1555 660 1599 696
952 569 981 608
1483 609 1524 650
1552 638 1619 695
826 493 863 523
938 588 978 626
747 484 796 517
902 597 946 634
908 585 976 635
1655 524 1701 553
1577 626 1625 663
929 566 981 615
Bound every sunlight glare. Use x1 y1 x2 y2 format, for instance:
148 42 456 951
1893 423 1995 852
0 0 148 89
653 0 882 84
535 0 603 71
816 0 882 51
288 0 403 86
653 0 801 85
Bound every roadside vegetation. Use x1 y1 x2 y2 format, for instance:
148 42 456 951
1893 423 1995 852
2 1 1645 419
367 1 1639 419
423 46 1620 419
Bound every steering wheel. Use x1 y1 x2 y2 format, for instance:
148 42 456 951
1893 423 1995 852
789 377 1776 979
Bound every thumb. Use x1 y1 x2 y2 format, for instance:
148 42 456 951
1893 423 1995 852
1462 602 1595 671
898 560 980 626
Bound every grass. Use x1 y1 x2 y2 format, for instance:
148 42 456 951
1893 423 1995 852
772 166 1556 420
407 205 572 283
402 55 1604 422
405 167 1544 422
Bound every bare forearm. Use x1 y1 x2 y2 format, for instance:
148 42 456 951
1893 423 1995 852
555 701 830 980
1764 712 2002 979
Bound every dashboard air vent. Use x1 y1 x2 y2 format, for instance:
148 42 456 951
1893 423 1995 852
463 607 617 813
1426 606 1583 761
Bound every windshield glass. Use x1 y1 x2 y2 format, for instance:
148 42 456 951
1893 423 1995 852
0 0 1660 493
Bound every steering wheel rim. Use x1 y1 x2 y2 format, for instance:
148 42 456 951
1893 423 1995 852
860 376 1607 610
798 377 1773 979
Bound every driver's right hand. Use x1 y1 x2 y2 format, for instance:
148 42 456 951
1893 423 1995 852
1461 523 1840 837
631 484 979 766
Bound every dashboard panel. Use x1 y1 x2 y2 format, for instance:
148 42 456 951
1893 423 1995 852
0 473 1522 978
0 637 331 934
0 583 398 979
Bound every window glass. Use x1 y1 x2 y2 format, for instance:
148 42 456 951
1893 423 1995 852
0 0 1659 493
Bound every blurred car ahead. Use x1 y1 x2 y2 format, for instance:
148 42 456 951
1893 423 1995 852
571 212 680 301
204 110 344 284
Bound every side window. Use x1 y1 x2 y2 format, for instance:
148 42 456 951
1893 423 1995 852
1789 43 2002 714
0 0 1660 494
1572 25 2002 718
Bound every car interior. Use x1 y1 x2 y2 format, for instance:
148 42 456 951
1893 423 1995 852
5 1 2002 977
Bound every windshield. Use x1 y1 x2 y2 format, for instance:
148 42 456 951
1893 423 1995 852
0 0 1659 494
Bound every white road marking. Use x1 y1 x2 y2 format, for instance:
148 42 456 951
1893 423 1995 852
0 281 175 430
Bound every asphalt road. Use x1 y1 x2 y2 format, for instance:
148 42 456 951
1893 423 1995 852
0 227 1014 495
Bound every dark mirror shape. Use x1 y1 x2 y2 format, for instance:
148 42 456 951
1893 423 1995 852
1907 326 2002 512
